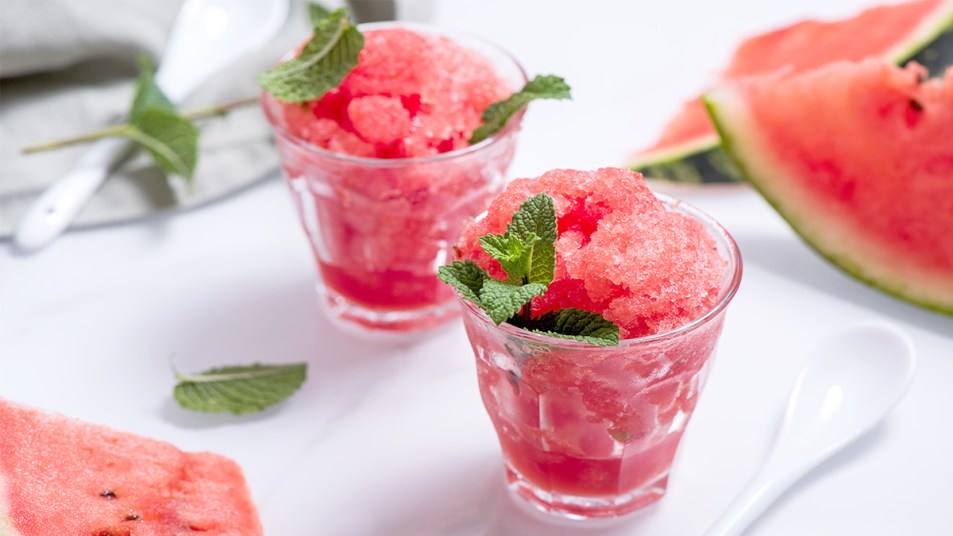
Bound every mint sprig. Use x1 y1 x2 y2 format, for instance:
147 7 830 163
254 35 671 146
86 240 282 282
258 8 363 103
307 2 333 26
112 57 199 181
438 193 619 346
468 75 572 145
173 362 308 415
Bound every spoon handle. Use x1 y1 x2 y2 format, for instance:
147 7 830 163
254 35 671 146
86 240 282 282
13 137 134 252
703 466 801 536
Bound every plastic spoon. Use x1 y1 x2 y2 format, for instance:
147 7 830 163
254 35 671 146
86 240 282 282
704 321 916 536
13 0 289 252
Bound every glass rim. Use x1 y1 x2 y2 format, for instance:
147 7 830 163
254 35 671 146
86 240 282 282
259 20 529 167
459 192 743 348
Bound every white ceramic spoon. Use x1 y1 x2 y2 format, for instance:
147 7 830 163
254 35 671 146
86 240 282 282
13 0 289 252
704 321 916 536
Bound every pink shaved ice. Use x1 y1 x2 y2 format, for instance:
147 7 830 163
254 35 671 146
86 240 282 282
456 168 726 338
280 27 511 158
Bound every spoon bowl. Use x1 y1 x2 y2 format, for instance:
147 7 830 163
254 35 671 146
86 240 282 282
704 321 916 536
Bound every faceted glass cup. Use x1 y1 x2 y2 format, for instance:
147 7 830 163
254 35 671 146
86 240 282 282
261 22 527 335
460 195 742 519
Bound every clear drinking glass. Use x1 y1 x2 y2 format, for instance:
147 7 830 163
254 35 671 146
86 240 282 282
261 22 527 335
459 195 742 519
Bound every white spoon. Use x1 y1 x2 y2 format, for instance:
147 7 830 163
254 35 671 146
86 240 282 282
704 321 916 536
13 0 290 252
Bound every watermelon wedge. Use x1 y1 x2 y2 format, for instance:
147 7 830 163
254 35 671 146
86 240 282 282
0 398 263 535
704 59 953 313
629 0 953 184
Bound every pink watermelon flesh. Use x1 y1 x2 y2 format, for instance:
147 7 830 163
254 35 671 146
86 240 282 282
456 168 725 338
0 399 262 535
706 59 953 312
633 0 952 160
279 27 511 158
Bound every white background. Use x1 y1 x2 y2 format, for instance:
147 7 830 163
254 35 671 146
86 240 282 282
2 1 952 534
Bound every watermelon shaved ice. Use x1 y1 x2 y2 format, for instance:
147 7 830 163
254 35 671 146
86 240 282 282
279 27 512 159
262 23 525 332
457 168 741 518
0 398 262 536
457 168 726 338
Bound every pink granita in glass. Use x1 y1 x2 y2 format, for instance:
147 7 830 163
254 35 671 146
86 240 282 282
261 23 526 333
455 168 742 518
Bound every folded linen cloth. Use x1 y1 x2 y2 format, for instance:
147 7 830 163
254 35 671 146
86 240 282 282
0 0 325 238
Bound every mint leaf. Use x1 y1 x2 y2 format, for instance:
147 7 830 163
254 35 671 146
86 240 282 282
120 57 198 180
519 308 620 346
469 75 572 144
174 363 308 415
126 110 198 180
258 8 363 103
507 193 557 285
479 279 547 325
308 2 333 26
131 56 175 119
479 232 540 285
437 260 488 304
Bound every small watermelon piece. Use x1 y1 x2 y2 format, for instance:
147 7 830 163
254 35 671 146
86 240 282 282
0 398 263 535
629 0 953 184
705 59 953 313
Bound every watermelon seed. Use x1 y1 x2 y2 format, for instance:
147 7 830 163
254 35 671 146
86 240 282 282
124 512 141 521
908 98 924 113
100 489 118 499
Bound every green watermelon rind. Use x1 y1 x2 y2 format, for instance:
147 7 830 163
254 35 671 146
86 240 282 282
702 87 953 315
631 0 953 185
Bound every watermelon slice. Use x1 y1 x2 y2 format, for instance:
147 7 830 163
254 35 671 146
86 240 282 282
629 0 953 184
0 398 263 535
704 59 953 313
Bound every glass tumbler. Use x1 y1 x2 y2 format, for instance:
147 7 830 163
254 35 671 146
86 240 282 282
261 22 527 335
460 195 742 519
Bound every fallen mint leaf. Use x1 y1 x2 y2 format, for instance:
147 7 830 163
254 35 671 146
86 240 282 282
468 75 571 144
174 363 307 415
258 8 363 103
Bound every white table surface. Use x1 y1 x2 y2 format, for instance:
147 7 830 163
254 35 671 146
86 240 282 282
2 1 952 534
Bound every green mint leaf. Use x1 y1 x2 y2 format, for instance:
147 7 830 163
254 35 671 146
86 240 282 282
174 362 308 415
308 2 333 26
131 56 175 120
479 279 547 325
479 232 540 285
520 308 620 346
125 110 199 180
468 74 572 144
437 260 488 304
258 8 363 103
124 58 198 180
507 193 557 285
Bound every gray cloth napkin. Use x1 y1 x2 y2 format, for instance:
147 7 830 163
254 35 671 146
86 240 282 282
0 0 321 238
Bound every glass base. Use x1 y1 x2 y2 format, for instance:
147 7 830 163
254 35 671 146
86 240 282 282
504 464 669 521
319 283 461 338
